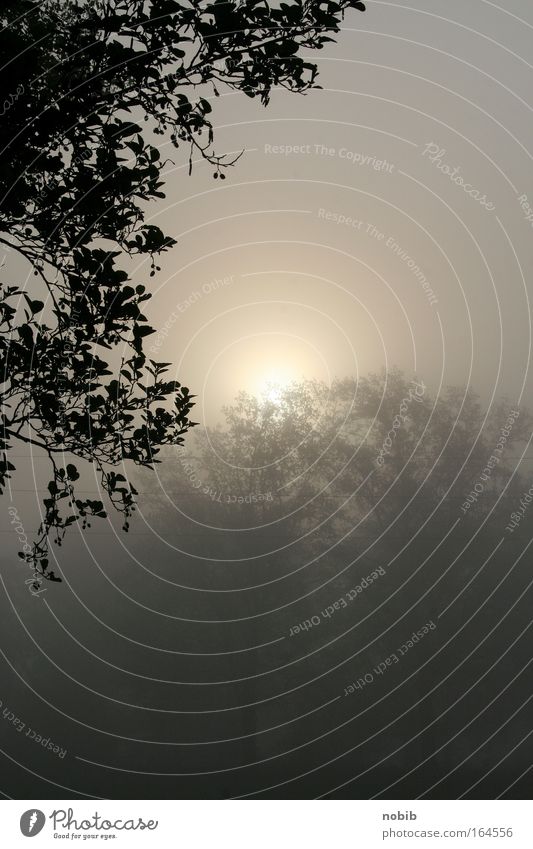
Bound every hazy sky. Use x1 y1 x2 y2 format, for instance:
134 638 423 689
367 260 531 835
2 0 533 801
132 0 533 423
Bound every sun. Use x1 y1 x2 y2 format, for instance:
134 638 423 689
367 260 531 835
255 367 296 404
262 381 285 404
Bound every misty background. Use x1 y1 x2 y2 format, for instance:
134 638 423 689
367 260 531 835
1 0 533 799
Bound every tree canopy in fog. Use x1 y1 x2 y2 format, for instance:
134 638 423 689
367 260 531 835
0 0 365 583
141 370 532 566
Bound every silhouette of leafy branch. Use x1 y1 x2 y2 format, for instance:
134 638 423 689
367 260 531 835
0 0 365 586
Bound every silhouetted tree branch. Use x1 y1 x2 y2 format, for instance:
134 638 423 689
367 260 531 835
0 0 365 586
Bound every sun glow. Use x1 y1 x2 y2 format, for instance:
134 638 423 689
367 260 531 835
262 381 286 404
255 368 296 404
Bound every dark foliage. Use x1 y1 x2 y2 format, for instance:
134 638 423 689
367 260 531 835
0 0 365 585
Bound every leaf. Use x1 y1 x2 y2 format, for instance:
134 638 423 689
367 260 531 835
23 294 44 314
66 463 80 481
18 323 33 347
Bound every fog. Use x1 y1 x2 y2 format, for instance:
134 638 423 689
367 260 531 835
1 0 533 800
2 371 532 798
